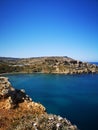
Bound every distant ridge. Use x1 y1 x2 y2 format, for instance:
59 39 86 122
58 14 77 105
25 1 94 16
0 57 21 60
0 56 73 59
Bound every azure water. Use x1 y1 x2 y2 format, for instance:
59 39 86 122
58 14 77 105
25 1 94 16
5 73 98 130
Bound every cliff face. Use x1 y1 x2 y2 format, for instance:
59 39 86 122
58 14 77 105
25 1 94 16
0 56 98 74
0 77 78 130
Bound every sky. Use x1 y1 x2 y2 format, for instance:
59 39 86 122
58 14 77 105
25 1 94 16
0 0 98 61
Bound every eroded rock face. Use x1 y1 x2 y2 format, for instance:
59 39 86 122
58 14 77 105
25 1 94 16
0 77 78 130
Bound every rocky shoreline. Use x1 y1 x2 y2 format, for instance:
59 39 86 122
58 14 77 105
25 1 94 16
0 56 98 75
0 76 78 130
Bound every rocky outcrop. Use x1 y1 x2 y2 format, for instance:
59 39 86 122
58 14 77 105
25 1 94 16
0 77 78 130
0 77 45 112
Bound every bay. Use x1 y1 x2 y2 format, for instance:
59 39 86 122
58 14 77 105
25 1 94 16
5 73 98 130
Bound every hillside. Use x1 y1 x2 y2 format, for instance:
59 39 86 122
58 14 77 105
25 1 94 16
0 77 78 130
0 56 98 74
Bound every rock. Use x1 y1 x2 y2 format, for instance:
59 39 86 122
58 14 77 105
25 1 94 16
0 77 14 98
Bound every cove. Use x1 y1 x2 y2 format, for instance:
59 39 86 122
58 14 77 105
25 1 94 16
5 73 98 130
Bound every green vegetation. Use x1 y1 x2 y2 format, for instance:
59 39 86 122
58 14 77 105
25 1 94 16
0 63 23 73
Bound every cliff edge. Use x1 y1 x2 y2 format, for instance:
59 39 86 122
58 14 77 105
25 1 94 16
0 77 78 130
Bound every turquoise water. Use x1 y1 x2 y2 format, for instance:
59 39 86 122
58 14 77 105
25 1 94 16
5 73 98 130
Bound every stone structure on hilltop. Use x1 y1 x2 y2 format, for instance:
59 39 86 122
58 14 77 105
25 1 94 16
0 77 78 130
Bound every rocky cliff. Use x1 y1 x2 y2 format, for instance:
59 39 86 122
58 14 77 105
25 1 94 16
0 77 78 130
0 56 98 74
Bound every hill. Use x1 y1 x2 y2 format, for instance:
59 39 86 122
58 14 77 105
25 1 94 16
0 56 98 74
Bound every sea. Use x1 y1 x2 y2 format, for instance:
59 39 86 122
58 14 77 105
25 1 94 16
4 62 98 130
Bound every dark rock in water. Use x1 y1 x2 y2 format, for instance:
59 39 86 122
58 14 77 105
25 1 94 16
0 77 78 130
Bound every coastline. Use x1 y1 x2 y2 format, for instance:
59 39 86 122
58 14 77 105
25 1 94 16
0 70 98 76
0 57 98 75
0 76 78 130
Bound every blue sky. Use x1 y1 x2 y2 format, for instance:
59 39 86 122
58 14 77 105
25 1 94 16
0 0 98 61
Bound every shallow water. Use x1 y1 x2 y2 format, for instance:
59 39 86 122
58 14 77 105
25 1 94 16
5 73 98 130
